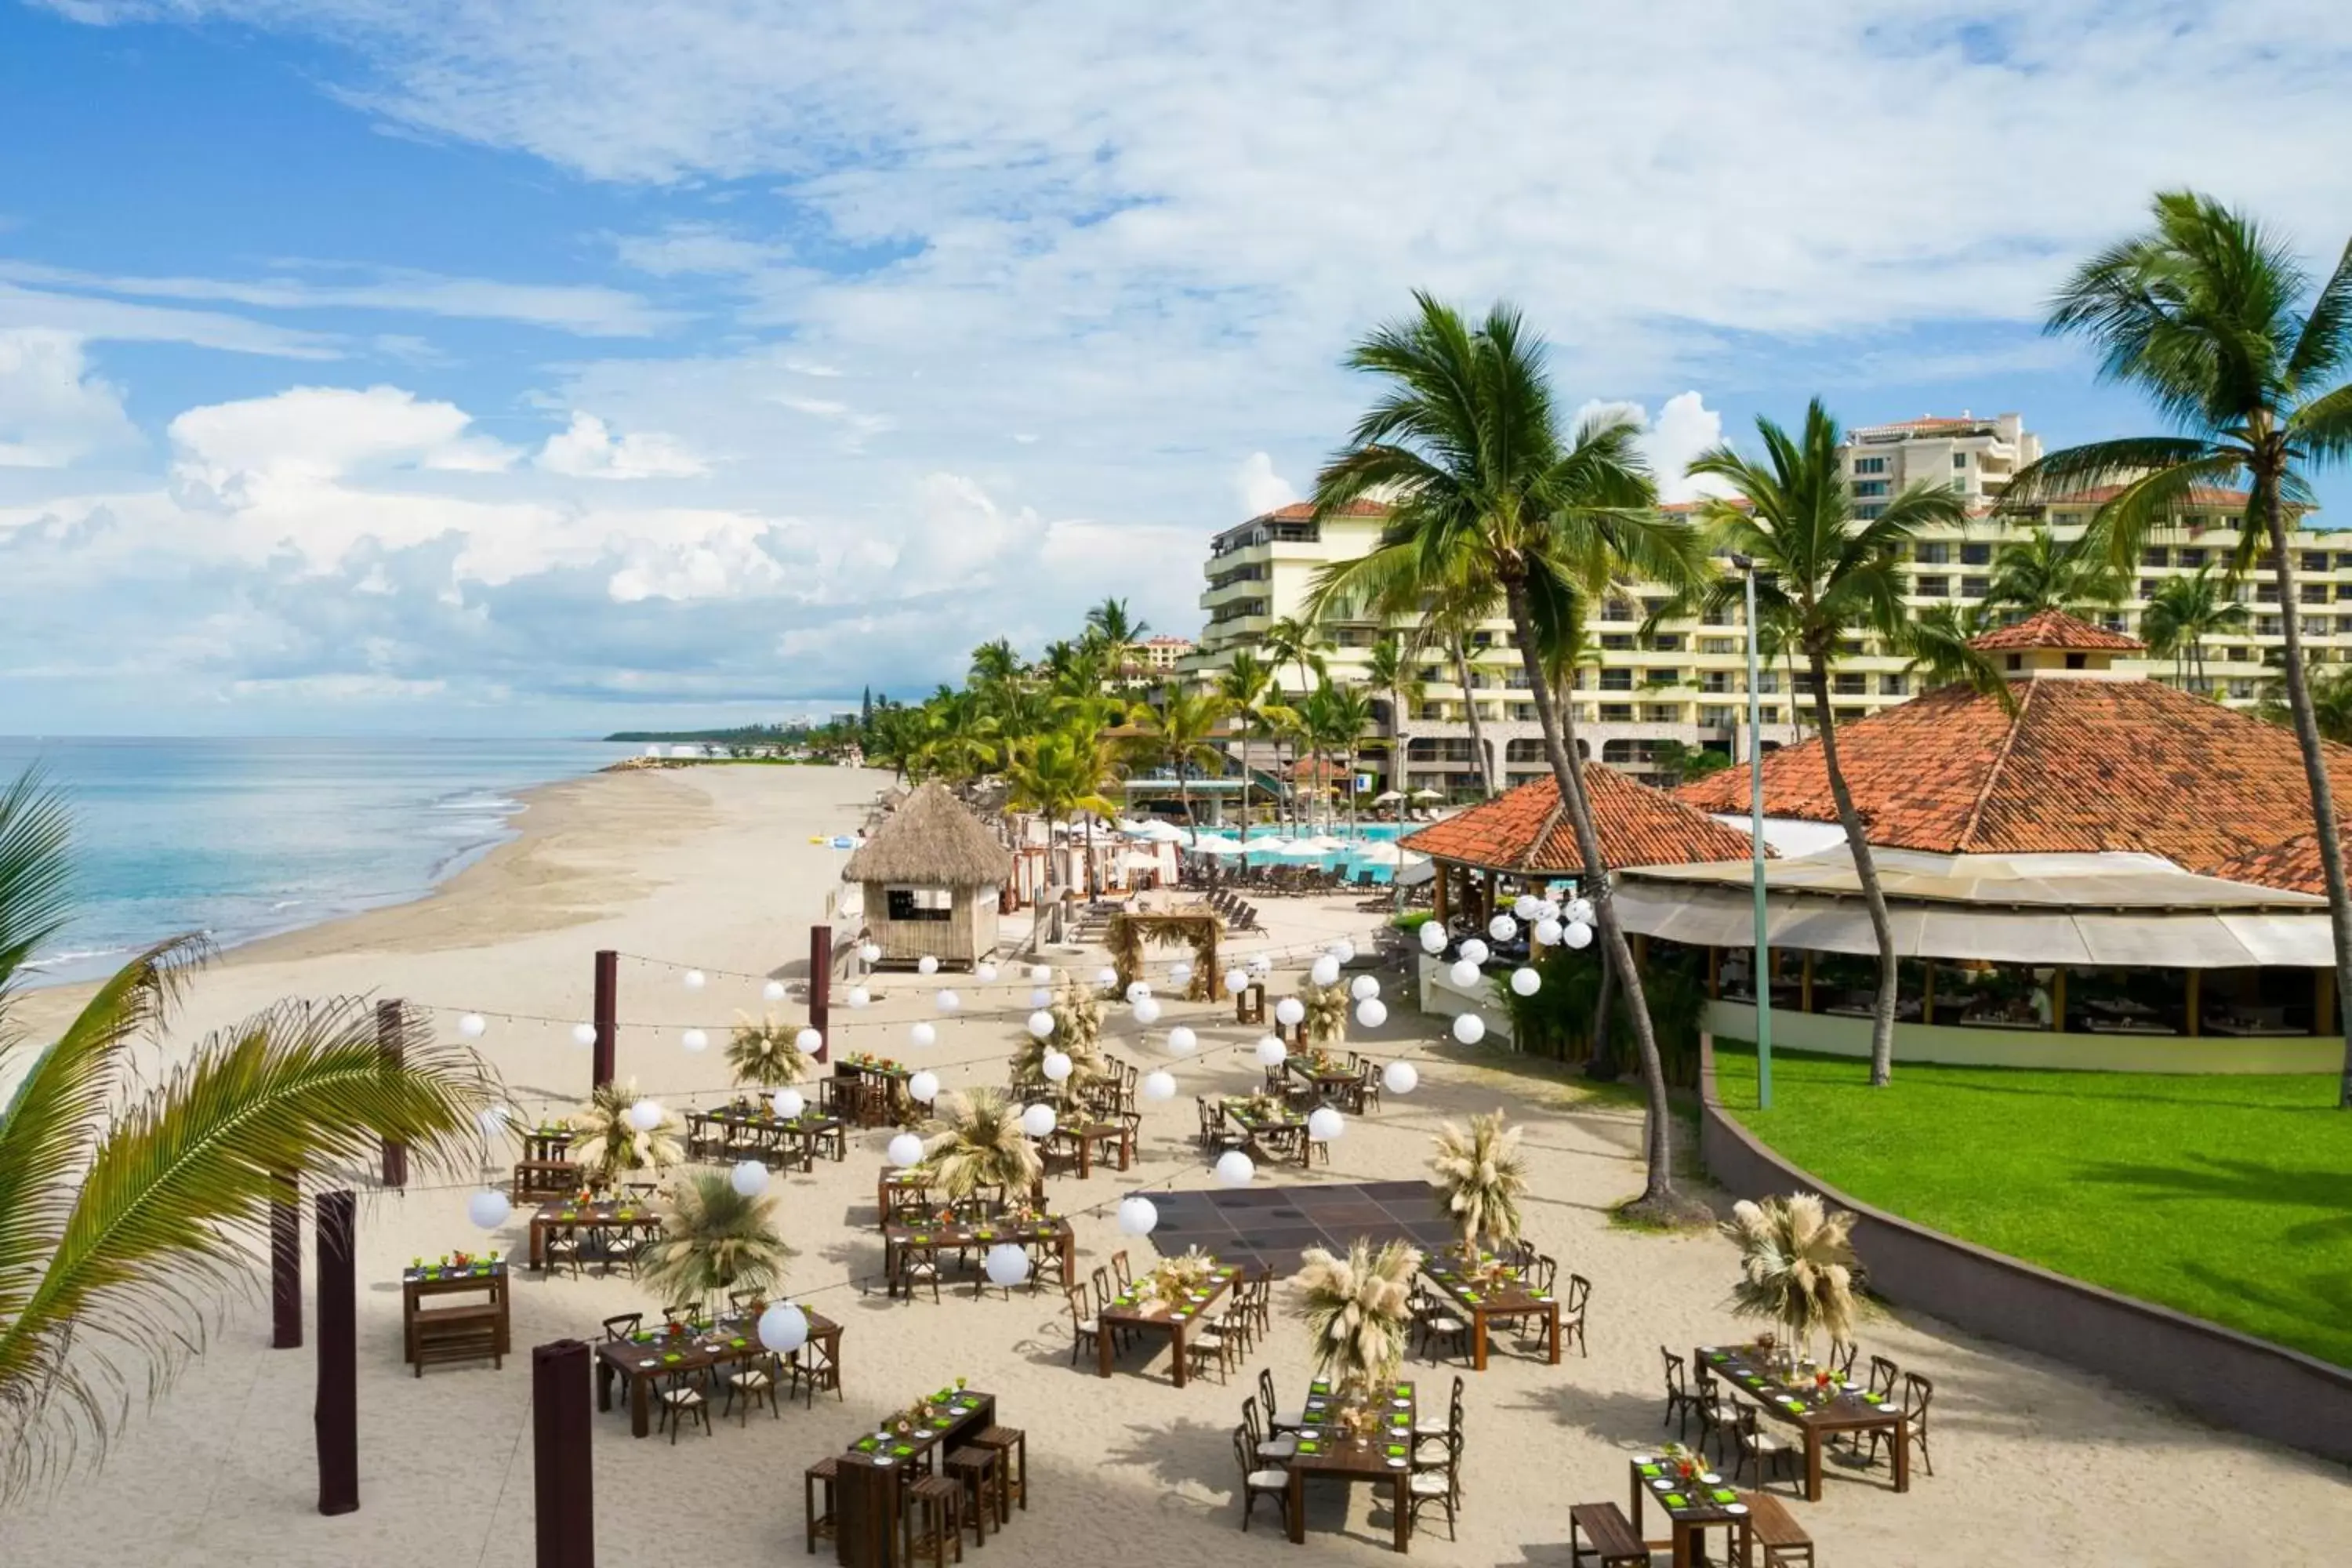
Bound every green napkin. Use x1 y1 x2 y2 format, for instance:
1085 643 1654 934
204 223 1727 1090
729 1338 746 1348
891 1444 914 1457
1296 1439 1321 1454
662 1353 681 1363
1664 1494 1688 1508
1711 1489 1738 1504
1384 1444 1406 1457
1639 1464 1661 1477
855 1437 877 1452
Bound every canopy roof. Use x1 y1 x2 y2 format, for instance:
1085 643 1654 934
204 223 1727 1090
840 781 1013 887
1401 764 1762 876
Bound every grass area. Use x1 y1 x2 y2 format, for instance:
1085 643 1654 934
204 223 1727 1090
1711 1043 2352 1369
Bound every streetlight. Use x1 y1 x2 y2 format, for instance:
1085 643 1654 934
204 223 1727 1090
1730 552 1773 1110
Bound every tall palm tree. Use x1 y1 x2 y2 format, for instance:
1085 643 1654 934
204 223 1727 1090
2260 659 2352 746
1374 571 1503 800
1214 651 1287 848
0 776 497 1498
1084 597 1150 686
2003 191 2352 1107
968 637 1025 688
1136 689 1234 842
1980 525 2125 619
1301 681 1377 831
1004 725 1121 906
1309 294 1704 1214
1263 613 1330 702
1361 633 1423 803
2141 565 2249 689
1690 400 1971 1087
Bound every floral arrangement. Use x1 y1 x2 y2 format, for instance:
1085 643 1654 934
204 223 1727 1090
1235 1093 1284 1124
1297 980 1349 1047
1293 1239 1421 1400
1722 1194 1862 1365
1138 1247 1218 1311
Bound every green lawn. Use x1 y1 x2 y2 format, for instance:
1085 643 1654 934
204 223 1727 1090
1709 1043 2352 1370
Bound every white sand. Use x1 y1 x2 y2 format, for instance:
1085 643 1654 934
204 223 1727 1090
3 764 2345 1566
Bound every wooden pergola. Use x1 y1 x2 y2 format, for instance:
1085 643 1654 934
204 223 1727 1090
1106 909 1221 1000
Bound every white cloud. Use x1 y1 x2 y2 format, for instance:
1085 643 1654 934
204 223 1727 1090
0 330 138 466
0 279 340 358
1573 392 1738 505
536 412 709 479
1235 451 1296 517
169 385 516 496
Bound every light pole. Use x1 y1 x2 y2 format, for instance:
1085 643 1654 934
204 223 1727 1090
1733 553 1773 1110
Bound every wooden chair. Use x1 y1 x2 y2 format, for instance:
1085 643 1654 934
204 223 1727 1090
655 1370 710 1444
1661 1347 1698 1436
1560 1273 1592 1358
1065 1285 1102 1368
1691 1364 1730 1465
1869 1370 1935 1477
1417 1297 1470 1364
1567 1501 1649 1567
543 1224 584 1279
1185 1318 1236 1384
720 1352 780 1425
1827 1340 1857 1381
898 1245 942 1304
1241 1396 1296 1464
1110 1250 1133 1292
1257 1366 1304 1435
1232 1425 1290 1533
789 1335 843 1406
942 1446 1002 1545
599 1312 641 1343
1413 1374 1464 1457
1739 1490 1816 1567
1731 1403 1797 1490
1405 1429 1460 1541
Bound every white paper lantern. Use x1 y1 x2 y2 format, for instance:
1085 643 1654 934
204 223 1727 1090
917 955 939 975
1126 980 1152 1004
909 1022 937 1048
684 969 706 991
976 963 999 983
764 979 788 1003
1169 962 1192 985
1141 1069 1176 1102
1448 959 1480 989
682 1028 710 1053
1225 968 1250 996
1255 1036 1289 1068
1249 954 1273 975
457 1012 486 1039
1460 938 1490 966
1565 920 1594 949
1511 966 1542 996
771 1088 804 1120
887 1131 926 1168
1309 954 1341 988
467 1189 511 1230
1418 920 1448 954
731 1160 769 1197
1214 1150 1255 1188
1534 918 1564 947
571 1022 597 1047
984 1243 1031 1287
1020 1102 1058 1139
1274 996 1305 1027
858 942 881 964
1514 894 1543 920
1029 986 1053 1009
935 989 961 1013
626 1098 663 1132
1384 1059 1419 1094
1024 1010 1055 1041
1452 1012 1486 1045
1029 964 1053 983
1566 898 1595 924
1166 1025 1198 1056
1333 939 1356 964
1350 975 1380 1002
1356 997 1388 1029
758 1301 810 1354
1117 1195 1160 1236
476 1105 510 1138
908 1069 941 1104
1132 996 1163 1025
1096 966 1119 986
1538 898 1562 922
791 1028 819 1055
1041 1050 1073 1083
848 986 872 1008
1308 1106 1345 1143
1489 914 1518 942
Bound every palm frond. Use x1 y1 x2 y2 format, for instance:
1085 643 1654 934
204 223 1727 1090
637 1171 794 1308
918 1087 1041 1199
0 771 76 1015
1427 1109 1527 1251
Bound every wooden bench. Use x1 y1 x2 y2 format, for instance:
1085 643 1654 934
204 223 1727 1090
1739 1490 1813 1567
412 1303 503 1375
1570 1501 1650 1567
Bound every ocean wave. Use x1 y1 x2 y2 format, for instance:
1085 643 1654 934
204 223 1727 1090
24 944 131 970
434 792 522 813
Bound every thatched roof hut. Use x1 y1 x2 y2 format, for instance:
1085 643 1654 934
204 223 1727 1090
843 782 1012 967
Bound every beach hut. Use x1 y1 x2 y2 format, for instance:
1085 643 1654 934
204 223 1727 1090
840 781 1014 969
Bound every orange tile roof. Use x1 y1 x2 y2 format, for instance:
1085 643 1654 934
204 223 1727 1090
1676 677 2352 877
1401 764 1762 875
1261 500 1387 522
2031 485 2254 509
2207 830 2352 897
1968 608 2144 652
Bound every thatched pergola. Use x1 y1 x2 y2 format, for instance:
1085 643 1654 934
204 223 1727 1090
842 782 1014 969
1107 909 1221 999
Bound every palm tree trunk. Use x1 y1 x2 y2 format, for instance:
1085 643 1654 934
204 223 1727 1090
1450 639 1497 799
1390 681 1410 809
1807 648 1900 1087
1590 955 1617 1072
2261 499 2352 1109
1504 579 1676 1209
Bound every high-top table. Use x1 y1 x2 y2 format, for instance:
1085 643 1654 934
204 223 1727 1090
1697 1341 1910 1500
1286 1377 1417 1553
833 1388 996 1567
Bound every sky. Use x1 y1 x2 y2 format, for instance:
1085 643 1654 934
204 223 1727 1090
2 2 2350 737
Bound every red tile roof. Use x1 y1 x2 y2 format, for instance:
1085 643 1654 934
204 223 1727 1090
1967 608 2144 652
2207 830 2352 897
1261 500 1387 522
1401 764 1762 874
1676 677 2352 877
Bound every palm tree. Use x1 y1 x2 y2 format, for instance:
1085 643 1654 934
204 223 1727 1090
1980 525 2125 619
572 1077 684 1189
1428 1110 1527 1254
2004 192 2352 1106
0 777 497 1498
1215 650 1285 844
1292 1240 1421 1401
638 1171 795 1310
917 1088 1044 1200
2260 659 2352 745
1137 688 1233 842
2141 565 2248 690
725 1015 811 1091
1361 633 1423 803
1300 681 1377 832
1690 401 1972 1087
1263 613 1330 702
1721 1194 1862 1365
1084 597 1150 685
968 637 1025 688
1310 294 1703 1214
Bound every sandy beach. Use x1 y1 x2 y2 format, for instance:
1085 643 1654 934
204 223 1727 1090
2 762 2345 1567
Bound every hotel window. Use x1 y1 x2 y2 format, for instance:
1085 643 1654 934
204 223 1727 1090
1913 543 1949 564
1961 543 1992 566
2139 579 2159 600
1915 575 1951 597
1854 481 1889 498
1755 673 1780 693
2304 552 2328 573
1701 638 1735 655
1853 456 1886 475
1600 704 1633 723
2337 553 2352 572
2339 583 2352 601
1700 673 1733 693
1881 673 1908 695
1601 633 1634 651
1651 633 1683 652
1962 576 1989 599
1603 597 1635 620
2304 583 2329 604
2178 547 2206 567
2229 680 2256 700
1600 669 1634 691
2257 582 2280 602
1857 503 1886 520
1835 707 1866 724
1833 673 1865 695
2311 619 2334 637
2142 546 2170 567
2259 616 2284 637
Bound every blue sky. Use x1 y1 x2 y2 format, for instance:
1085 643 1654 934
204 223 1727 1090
3 1 2350 736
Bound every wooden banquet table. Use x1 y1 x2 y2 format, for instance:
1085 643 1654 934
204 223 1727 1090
1064 1117 1133 1178
882 1213 1075 1298
527 1196 662 1271
688 1104 847 1170
593 1309 843 1438
1286 1377 1417 1553
1097 1260 1243 1386
833 1388 997 1566
1284 1053 1362 1107
1219 1097 1311 1167
1421 1255 1562 1369
1697 1342 1910 1500
1626 1454 1749 1568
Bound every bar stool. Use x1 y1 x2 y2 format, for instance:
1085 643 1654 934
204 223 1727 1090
904 1473 964 1566
803 1456 840 1555
971 1425 1027 1515
943 1446 1002 1545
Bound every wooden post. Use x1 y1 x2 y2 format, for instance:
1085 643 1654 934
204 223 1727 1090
592 949 618 1091
2183 968 2200 1037
1433 863 1450 926
314 1189 359 1517
808 924 833 1065
532 1340 595 1568
2050 967 2066 1032
376 1001 408 1191
1707 946 1720 1000
1799 949 1813 1014
271 1173 302 1349
1921 962 1936 1027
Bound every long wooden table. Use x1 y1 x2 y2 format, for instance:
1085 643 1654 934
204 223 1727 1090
1626 1454 1748 1568
528 1197 662 1271
1284 1054 1363 1109
688 1105 847 1170
593 1309 843 1438
1697 1342 1909 1501
882 1214 1075 1298
1421 1256 1562 1369
1287 1377 1416 1554
1219 1098 1310 1167
1096 1261 1241 1385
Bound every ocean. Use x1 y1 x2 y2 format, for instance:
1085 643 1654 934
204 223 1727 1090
0 736 637 984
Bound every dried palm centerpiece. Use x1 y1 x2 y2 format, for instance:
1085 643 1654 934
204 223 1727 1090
918 1087 1043 1200
1298 980 1349 1047
726 1014 810 1091
571 1077 681 1189
1428 1109 1527 1258
1293 1240 1421 1419
1012 977 1107 1093
1722 1193 1862 1370
639 1171 796 1312
1137 1247 1219 1311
